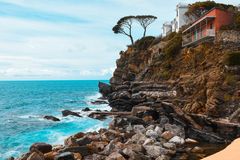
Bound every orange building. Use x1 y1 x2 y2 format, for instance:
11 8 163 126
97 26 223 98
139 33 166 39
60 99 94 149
182 8 233 47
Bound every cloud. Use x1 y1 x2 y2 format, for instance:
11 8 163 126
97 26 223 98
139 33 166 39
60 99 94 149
0 0 238 80
79 67 115 76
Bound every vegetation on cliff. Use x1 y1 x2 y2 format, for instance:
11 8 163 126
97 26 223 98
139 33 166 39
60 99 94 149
185 1 237 19
112 15 157 45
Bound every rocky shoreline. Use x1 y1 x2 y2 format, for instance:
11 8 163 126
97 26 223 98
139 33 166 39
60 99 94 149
11 81 240 160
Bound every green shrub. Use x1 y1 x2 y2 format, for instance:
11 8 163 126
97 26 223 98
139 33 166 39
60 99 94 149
161 70 171 80
151 35 162 46
225 52 240 66
162 32 182 58
134 36 155 50
162 32 176 41
185 1 237 18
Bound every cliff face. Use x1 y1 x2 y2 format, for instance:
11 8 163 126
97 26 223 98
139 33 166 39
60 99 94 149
109 31 240 119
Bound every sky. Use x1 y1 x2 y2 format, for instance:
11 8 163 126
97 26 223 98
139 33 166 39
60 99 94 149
0 0 239 80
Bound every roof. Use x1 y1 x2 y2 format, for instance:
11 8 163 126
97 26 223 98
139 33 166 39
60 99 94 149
183 16 215 33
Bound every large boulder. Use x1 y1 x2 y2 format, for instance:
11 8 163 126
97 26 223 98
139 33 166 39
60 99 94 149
98 82 112 98
62 110 82 118
30 143 52 154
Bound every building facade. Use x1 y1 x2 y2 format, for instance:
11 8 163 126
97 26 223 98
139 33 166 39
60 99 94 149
182 8 233 47
175 3 189 32
162 22 172 37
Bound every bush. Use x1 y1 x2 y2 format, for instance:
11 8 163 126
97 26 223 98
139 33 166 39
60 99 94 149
162 32 182 58
162 32 176 41
134 36 155 50
185 1 237 19
225 52 240 66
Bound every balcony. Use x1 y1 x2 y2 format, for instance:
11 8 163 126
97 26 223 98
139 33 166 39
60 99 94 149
182 29 216 47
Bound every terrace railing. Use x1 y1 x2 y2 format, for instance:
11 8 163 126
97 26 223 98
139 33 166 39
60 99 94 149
182 29 216 47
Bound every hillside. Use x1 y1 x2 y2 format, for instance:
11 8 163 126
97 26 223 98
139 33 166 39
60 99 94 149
109 31 240 118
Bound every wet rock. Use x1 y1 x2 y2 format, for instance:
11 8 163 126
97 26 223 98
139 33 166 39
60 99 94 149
88 113 106 121
82 107 91 111
131 144 144 153
98 82 112 98
146 129 158 139
91 100 108 105
30 143 52 154
133 125 146 134
64 136 78 147
84 154 106 160
73 132 85 139
164 124 185 138
17 152 32 160
27 152 45 160
146 125 155 130
60 146 90 156
54 152 74 160
163 142 176 150
101 140 115 155
155 155 171 160
131 106 150 116
169 136 185 145
161 131 174 140
62 110 82 118
191 146 204 153
155 126 163 135
131 133 147 144
7 157 14 160
106 152 126 160
143 138 155 146
185 138 198 144
44 151 58 160
126 116 146 125
143 145 167 158
143 109 160 120
88 141 108 153
73 153 82 160
43 116 60 122
76 136 91 146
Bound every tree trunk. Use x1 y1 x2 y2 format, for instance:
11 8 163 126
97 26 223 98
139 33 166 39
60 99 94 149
129 35 134 45
143 28 146 37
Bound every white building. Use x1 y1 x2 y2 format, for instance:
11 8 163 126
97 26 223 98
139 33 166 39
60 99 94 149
174 3 189 32
162 22 172 37
162 3 190 37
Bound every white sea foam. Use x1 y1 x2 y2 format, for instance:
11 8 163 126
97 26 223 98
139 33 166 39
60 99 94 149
85 92 102 101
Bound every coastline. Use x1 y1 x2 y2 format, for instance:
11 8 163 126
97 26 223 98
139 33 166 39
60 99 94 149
12 82 232 160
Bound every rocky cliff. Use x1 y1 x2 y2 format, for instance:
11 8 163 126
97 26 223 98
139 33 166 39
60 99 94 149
108 31 240 118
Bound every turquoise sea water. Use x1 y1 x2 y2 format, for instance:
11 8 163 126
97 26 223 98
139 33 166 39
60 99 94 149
0 80 111 159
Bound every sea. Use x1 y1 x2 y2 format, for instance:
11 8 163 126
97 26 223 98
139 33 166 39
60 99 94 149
0 80 111 159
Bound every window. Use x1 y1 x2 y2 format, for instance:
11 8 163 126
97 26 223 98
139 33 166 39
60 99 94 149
210 23 214 29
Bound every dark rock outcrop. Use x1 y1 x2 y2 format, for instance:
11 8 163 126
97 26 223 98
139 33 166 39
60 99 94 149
62 110 82 118
43 115 60 122
30 143 52 154
98 82 112 98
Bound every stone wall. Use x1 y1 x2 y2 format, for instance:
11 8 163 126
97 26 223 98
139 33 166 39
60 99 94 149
216 30 240 43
